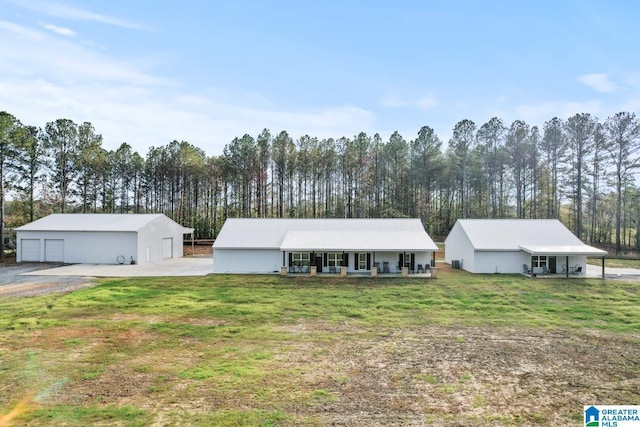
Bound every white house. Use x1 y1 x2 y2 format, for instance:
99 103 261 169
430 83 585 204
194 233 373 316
212 218 438 274
444 219 606 276
16 214 194 265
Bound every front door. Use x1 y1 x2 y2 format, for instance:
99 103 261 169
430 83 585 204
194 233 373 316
315 256 323 273
162 238 173 259
549 256 557 274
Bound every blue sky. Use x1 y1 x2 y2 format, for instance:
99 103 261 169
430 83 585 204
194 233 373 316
1 0 639 155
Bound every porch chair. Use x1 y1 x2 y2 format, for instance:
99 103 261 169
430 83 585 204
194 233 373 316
417 264 425 273
382 262 390 274
573 266 582 275
523 264 531 274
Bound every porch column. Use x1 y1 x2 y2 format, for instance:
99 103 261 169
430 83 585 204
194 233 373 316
601 256 605 279
566 256 569 278
282 251 286 272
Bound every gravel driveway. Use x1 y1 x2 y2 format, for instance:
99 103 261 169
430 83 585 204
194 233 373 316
0 257 212 297
0 263 97 297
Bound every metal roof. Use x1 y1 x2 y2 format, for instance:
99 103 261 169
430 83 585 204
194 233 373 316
281 231 434 251
519 244 607 256
213 218 438 251
16 213 194 233
449 219 606 255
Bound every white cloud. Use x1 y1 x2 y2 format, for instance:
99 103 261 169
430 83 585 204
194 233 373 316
1 76 376 154
39 22 76 37
0 19 376 155
7 0 148 30
578 73 616 93
0 22 166 85
0 20 44 39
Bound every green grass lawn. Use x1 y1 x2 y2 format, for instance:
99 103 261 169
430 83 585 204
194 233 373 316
1 273 639 426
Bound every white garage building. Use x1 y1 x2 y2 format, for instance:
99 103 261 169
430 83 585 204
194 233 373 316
213 218 438 274
16 214 194 265
444 219 606 277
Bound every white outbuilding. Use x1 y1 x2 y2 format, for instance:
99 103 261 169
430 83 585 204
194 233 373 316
444 219 606 277
212 218 438 274
16 214 194 265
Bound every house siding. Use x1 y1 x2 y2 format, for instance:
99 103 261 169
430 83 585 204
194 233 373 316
138 216 189 263
213 249 282 274
474 251 528 274
17 230 137 264
212 218 438 274
444 223 476 272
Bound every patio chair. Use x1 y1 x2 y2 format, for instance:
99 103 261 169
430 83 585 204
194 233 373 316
572 266 582 275
523 264 531 274
417 264 424 273
542 266 550 275
382 262 390 274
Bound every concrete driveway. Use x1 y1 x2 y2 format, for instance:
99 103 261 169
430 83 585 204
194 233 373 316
586 263 640 280
19 256 213 277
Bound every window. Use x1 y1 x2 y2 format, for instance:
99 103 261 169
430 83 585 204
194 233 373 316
292 252 310 267
403 253 412 266
531 255 547 268
327 252 342 267
358 253 367 270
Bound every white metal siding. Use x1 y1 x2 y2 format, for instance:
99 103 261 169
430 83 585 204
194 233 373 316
17 230 137 264
474 251 528 274
45 239 64 262
137 216 189 263
213 249 281 273
162 238 173 259
213 249 432 274
21 239 40 261
444 223 476 272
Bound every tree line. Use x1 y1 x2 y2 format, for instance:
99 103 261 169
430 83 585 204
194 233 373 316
2 110 640 258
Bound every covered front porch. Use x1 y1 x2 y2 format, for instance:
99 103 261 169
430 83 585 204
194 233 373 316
519 244 607 279
279 228 439 278
282 250 437 277
284 267 435 278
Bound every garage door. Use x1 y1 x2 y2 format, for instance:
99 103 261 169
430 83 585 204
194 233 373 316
45 239 64 262
162 238 173 259
21 239 40 262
